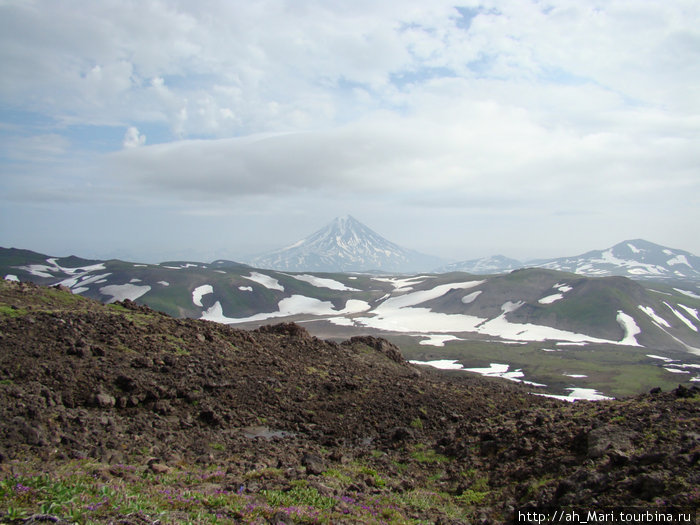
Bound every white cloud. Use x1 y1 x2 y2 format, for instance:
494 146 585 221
1 0 699 259
122 126 146 148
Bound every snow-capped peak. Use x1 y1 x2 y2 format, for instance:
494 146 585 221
249 216 443 273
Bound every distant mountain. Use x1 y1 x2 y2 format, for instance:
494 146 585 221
248 215 444 273
436 255 523 274
439 240 700 282
534 239 700 282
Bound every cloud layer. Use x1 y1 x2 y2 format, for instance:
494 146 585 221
1 0 698 261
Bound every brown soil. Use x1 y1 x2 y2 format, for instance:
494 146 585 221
0 280 698 523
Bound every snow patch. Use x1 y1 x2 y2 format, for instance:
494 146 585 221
244 272 285 291
667 254 690 267
674 288 700 300
158 281 170 286
192 284 214 307
461 290 482 304
564 373 588 378
664 302 698 332
409 359 465 370
293 274 360 291
664 367 690 374
539 293 563 305
533 388 613 402
418 334 461 347
202 295 368 324
678 304 700 322
238 286 253 292
372 275 435 291
4 275 19 282
616 311 641 346
638 305 671 327
99 284 151 303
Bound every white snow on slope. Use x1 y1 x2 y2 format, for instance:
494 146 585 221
664 302 698 332
238 286 253 292
350 282 636 345
667 254 690 267
678 304 700 322
418 334 461 346
539 282 574 304
638 305 671 327
243 272 285 291
4 275 19 282
674 288 700 299
59 272 112 290
192 284 214 307
592 250 666 275
534 388 613 402
99 284 151 303
664 367 690 374
293 274 360 291
462 290 482 304
539 293 563 304
372 276 434 291
616 311 641 346
408 359 465 370
201 295 370 324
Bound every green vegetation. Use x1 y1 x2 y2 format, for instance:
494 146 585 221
0 304 27 317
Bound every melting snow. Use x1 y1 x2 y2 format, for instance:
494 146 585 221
638 305 671 327
202 295 369 324
192 284 214 307
158 281 169 286
539 293 563 304
409 359 465 370
293 274 360 291
674 288 700 300
238 286 253 292
371 275 435 291
664 302 698 332
564 373 588 378
667 254 690 267
4 275 19 282
418 334 461 346
461 290 482 304
647 354 675 362
664 367 690 374
678 304 700 322
616 311 641 346
534 388 613 402
243 272 285 291
99 284 151 303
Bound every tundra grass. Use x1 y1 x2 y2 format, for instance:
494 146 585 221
0 455 489 524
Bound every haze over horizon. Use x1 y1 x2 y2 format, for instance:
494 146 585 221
1 1 698 264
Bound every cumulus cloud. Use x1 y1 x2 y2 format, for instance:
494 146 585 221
122 127 146 148
2 0 699 259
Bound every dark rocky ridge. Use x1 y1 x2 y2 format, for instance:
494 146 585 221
0 280 698 524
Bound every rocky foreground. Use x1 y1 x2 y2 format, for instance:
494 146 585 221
0 280 698 524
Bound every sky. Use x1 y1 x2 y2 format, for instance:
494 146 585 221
1 0 699 264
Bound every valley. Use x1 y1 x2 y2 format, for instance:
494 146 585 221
2 239 699 401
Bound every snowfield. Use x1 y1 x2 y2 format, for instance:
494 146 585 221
243 272 285 291
192 284 214 307
292 274 360 291
98 284 151 303
638 305 671 327
616 311 641 346
202 295 370 324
